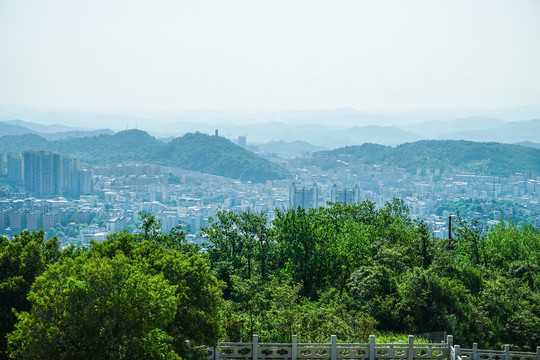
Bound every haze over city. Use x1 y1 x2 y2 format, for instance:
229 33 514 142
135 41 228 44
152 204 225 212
1 0 540 119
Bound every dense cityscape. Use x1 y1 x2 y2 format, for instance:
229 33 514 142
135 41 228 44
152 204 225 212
1 135 538 248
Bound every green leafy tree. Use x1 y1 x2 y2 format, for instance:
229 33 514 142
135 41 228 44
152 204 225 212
139 212 162 240
203 200 539 349
8 254 180 360
454 217 488 267
224 274 355 343
7 232 223 359
475 277 540 350
273 206 321 298
0 230 63 357
205 211 276 295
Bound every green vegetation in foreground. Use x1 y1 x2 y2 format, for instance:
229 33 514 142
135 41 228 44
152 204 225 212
205 200 540 349
314 140 540 176
1 202 539 358
1 219 222 360
0 130 289 182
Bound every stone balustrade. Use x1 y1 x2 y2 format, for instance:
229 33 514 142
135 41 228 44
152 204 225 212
207 335 540 360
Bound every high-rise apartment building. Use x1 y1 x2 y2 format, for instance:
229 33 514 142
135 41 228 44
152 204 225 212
20 151 91 198
23 151 63 197
238 135 247 148
62 157 81 196
160 210 179 234
289 183 319 209
330 184 361 204
7 153 24 184
77 169 93 195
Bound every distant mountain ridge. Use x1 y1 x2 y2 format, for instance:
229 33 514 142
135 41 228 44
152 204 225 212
5 119 76 133
176 118 538 148
257 140 327 157
0 120 114 140
195 122 419 147
0 130 289 182
2 105 540 147
402 117 505 138
515 141 540 149
313 140 540 177
0 122 37 136
440 119 540 143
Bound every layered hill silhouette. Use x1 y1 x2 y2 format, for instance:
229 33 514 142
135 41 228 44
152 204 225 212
0 130 289 182
0 120 114 140
3 129 538 178
313 140 540 176
440 119 540 143
0 122 38 136
257 140 327 157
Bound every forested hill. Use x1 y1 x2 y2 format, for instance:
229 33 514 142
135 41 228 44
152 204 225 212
156 133 289 181
314 140 540 176
0 130 289 182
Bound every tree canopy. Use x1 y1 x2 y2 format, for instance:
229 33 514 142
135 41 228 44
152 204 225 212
3 229 223 359
204 200 540 350
1 200 539 356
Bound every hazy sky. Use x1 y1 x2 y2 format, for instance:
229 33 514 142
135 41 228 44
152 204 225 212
1 0 539 112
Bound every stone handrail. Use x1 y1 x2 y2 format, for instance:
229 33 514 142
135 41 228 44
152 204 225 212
211 335 448 360
451 343 540 360
208 335 540 360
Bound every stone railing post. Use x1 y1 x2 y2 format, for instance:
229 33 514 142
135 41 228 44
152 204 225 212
536 346 540 360
447 335 453 360
504 345 510 360
408 335 414 360
331 335 337 360
472 343 478 360
369 335 375 360
292 335 298 360
215 347 220 360
455 345 460 360
253 335 258 360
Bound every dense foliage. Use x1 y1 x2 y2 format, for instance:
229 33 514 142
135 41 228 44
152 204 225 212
0 230 65 356
204 200 540 350
0 133 52 153
161 133 288 181
0 130 289 182
1 223 223 359
314 140 540 176
1 201 539 357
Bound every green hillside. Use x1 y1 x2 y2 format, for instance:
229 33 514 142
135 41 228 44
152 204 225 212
0 130 289 182
54 129 161 164
160 132 289 182
315 140 540 176
0 133 53 152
